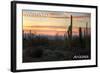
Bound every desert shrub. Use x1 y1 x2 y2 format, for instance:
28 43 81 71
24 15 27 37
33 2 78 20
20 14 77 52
42 49 65 61
23 46 44 59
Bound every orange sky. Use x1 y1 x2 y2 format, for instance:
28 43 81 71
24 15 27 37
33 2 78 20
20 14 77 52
22 10 91 36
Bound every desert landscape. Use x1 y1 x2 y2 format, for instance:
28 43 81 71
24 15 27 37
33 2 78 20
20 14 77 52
22 10 91 63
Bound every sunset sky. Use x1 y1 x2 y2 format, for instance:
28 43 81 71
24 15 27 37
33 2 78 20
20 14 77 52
22 10 91 36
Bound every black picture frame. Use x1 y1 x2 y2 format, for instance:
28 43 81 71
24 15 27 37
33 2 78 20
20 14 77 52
11 1 98 72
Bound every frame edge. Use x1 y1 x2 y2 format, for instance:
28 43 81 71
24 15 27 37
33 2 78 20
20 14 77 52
10 1 98 72
11 1 17 72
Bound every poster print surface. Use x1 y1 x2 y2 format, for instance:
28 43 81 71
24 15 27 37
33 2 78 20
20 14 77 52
22 10 91 63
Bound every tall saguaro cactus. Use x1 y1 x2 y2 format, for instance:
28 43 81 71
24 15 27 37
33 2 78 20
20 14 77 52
67 15 73 48
79 27 83 48
67 15 73 40
86 22 88 36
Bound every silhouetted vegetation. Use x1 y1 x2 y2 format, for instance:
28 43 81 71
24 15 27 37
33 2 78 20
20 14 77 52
23 29 91 63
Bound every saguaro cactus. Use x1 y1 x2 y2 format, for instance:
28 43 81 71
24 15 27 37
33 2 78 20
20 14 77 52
79 27 82 48
86 22 88 36
79 27 82 40
67 15 73 48
67 15 73 39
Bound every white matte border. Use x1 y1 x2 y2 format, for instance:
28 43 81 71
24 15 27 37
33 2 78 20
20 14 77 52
16 3 96 70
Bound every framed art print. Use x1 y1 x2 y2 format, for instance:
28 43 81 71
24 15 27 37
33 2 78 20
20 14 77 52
11 1 98 72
